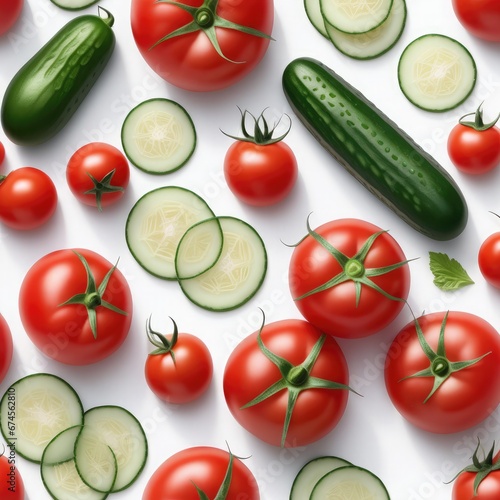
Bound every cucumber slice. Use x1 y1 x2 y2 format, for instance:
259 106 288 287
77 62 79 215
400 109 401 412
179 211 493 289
290 456 353 500
304 0 328 38
398 34 477 112
174 217 224 279
0 373 84 463
121 98 196 174
310 465 390 499
82 406 147 492
325 0 406 59
320 0 393 34
50 0 99 9
179 216 267 311
41 426 111 500
126 186 216 279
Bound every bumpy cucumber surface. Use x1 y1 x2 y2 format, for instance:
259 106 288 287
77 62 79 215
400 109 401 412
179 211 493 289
1 8 115 146
282 57 468 241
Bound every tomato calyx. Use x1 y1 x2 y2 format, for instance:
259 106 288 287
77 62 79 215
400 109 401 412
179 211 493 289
151 0 273 63
58 251 128 339
146 315 178 362
459 103 500 131
293 217 414 306
221 107 292 145
399 311 491 403
84 168 124 212
241 311 356 447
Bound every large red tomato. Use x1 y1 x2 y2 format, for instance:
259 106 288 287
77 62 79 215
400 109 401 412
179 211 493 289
130 0 274 92
452 0 500 42
19 248 133 365
0 447 25 499
384 311 500 434
289 218 411 339
0 0 23 36
223 317 351 447
0 314 13 384
143 446 259 500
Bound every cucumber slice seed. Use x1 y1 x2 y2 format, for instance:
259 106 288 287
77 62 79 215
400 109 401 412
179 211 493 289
50 0 99 10
121 98 196 174
304 0 329 38
398 34 477 112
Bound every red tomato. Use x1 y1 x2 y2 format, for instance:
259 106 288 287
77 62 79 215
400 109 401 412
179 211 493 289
452 0 500 42
223 110 298 206
289 218 410 339
0 448 25 499
144 317 213 404
131 0 274 92
0 315 13 385
143 446 259 500
478 232 500 288
19 248 133 365
384 311 500 434
223 318 350 447
66 143 130 211
0 167 57 230
0 142 5 166
0 0 23 36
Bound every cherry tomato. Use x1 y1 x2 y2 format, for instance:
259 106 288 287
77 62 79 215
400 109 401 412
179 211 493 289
0 447 25 499
0 142 5 166
66 143 130 211
384 311 500 434
131 0 274 92
289 218 410 339
0 167 57 230
19 248 133 366
0 0 23 36
143 446 259 500
0 315 13 385
452 0 500 42
478 231 500 288
448 106 500 175
223 317 350 447
223 109 298 206
144 316 213 404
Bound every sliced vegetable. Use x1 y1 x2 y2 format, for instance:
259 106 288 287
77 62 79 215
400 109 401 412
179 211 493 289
429 251 474 291
121 98 196 174
398 34 477 112
282 57 468 240
50 0 98 9
304 0 328 37
126 186 216 279
179 216 267 311
0 374 84 463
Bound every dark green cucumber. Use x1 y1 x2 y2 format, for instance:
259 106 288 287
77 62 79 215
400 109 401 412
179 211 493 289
282 57 468 241
1 7 115 146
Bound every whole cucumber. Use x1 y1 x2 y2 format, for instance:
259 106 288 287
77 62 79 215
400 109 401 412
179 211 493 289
1 7 115 146
282 57 468 241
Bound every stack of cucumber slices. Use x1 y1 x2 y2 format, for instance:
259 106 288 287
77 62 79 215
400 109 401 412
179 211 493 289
126 186 268 311
0 373 147 500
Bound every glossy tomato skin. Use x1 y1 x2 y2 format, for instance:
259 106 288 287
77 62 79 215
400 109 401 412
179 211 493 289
223 319 349 447
0 142 5 166
143 446 260 500
448 123 500 175
145 332 213 404
19 248 133 365
478 232 500 288
453 466 500 500
0 451 25 499
0 0 23 36
384 311 500 434
0 167 57 230
452 0 500 42
66 142 130 209
289 219 410 339
0 314 13 385
224 141 298 206
131 0 274 92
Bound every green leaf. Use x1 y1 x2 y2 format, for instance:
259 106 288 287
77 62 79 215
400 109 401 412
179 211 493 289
429 251 474 291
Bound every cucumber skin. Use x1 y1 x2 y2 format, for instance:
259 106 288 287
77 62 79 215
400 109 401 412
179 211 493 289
282 57 468 241
1 12 115 146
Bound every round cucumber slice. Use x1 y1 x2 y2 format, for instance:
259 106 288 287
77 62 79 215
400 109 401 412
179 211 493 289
398 34 477 112
50 0 99 10
179 216 267 311
304 0 329 38
121 98 196 174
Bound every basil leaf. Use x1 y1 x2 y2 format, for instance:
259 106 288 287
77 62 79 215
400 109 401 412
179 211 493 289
429 251 474 291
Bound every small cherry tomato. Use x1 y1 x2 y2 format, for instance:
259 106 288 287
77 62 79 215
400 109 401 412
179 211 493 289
223 109 298 206
448 105 500 175
66 142 130 211
0 314 13 384
144 316 213 404
0 167 57 230
0 446 25 499
0 0 23 36
478 230 500 288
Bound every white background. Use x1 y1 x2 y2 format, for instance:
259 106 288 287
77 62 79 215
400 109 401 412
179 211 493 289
1 0 500 498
